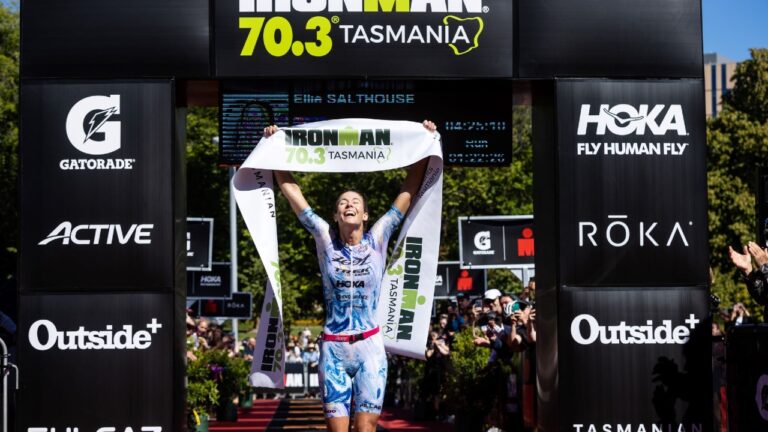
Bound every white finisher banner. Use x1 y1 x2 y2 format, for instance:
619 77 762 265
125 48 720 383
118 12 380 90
233 119 443 388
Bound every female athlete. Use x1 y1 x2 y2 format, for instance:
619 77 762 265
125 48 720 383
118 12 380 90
265 120 436 432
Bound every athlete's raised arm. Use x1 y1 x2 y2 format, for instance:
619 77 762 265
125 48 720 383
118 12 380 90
392 120 436 215
263 125 310 216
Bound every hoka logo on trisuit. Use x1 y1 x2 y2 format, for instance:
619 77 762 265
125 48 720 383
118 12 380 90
284 127 392 146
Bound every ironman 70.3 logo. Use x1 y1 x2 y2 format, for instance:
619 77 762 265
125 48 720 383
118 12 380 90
61 94 135 171
237 0 488 59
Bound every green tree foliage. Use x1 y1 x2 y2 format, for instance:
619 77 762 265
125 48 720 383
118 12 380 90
723 48 768 124
708 48 768 320
0 3 19 282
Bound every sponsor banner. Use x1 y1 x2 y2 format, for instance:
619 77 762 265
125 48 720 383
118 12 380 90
458 216 534 268
187 262 232 299
193 292 253 319
220 79 512 166
215 0 512 78
435 261 485 297
233 119 442 387
284 362 307 394
559 286 711 431
21 0 210 78
726 325 768 431
187 218 214 270
556 79 707 286
517 0 702 79
20 81 176 292
308 363 321 392
17 293 178 431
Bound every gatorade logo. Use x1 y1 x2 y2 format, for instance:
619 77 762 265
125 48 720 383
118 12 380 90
65 95 121 155
473 231 494 256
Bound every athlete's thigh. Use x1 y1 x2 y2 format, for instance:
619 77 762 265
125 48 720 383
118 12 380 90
320 340 353 418
352 334 387 415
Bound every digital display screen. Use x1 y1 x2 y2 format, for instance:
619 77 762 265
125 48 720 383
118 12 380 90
219 80 513 166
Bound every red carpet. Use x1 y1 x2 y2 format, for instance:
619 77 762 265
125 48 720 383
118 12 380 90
208 398 454 431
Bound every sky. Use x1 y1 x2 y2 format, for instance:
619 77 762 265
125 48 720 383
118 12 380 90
1 0 766 62
703 0 768 61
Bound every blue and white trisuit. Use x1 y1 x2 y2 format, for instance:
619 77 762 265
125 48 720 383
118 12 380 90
298 205 403 418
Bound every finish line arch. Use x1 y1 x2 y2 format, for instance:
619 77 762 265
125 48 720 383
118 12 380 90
17 1 709 430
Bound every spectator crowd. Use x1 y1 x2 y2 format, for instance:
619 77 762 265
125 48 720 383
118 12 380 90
417 278 539 431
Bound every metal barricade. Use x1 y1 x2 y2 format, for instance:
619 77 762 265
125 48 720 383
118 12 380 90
0 337 19 432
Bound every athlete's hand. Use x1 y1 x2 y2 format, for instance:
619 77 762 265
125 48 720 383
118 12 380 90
263 125 279 138
423 120 437 133
729 245 753 275
748 241 768 267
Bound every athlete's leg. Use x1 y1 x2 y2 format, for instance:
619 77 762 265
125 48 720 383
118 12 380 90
352 333 387 432
353 412 379 432
320 340 354 429
327 416 351 432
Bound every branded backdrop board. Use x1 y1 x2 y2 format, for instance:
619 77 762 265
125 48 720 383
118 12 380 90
20 81 175 292
726 325 768 431
187 217 214 270
559 286 711 430
220 80 513 166
555 79 708 286
21 0 210 78
308 364 321 392
458 216 534 268
435 261 485 297
17 292 178 431
194 292 253 319
284 363 306 394
516 0 702 79
187 262 231 299
215 0 513 78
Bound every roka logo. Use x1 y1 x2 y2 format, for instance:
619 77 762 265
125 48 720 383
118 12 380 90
576 104 687 136
578 215 692 248
65 95 121 155
474 231 491 250
38 222 153 246
28 318 163 351
570 314 700 345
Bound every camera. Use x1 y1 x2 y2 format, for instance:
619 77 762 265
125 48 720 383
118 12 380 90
512 300 529 313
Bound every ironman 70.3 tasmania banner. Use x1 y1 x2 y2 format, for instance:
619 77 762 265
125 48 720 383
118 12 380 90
215 0 513 78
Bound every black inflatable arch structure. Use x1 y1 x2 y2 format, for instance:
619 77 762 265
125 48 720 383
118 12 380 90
17 0 709 430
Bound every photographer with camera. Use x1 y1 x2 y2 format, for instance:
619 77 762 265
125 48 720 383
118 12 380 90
473 289 507 352
503 293 538 431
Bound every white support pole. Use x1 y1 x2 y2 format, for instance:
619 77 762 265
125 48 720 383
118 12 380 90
230 166 239 350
